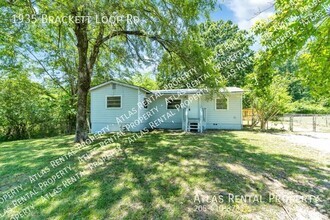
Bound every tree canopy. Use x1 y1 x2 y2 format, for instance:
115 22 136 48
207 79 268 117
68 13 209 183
157 20 254 89
0 74 65 139
2 0 217 142
1 0 329 139
253 0 330 98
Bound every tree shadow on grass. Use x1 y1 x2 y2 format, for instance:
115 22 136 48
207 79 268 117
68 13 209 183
1 131 329 219
0 136 75 192
200 131 329 216
83 131 328 218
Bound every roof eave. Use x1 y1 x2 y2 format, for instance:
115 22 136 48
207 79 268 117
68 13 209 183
90 80 151 94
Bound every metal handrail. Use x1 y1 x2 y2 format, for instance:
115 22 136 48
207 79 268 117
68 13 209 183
202 108 206 122
185 108 188 131
199 108 203 133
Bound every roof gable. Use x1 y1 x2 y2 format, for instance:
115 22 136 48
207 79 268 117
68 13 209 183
90 80 151 93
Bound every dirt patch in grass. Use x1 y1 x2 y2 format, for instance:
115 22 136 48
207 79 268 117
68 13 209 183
0 131 329 219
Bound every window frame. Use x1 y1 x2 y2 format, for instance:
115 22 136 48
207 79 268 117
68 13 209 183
215 96 228 110
105 95 122 109
166 99 182 110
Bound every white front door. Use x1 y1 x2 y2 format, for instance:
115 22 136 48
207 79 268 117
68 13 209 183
188 96 199 119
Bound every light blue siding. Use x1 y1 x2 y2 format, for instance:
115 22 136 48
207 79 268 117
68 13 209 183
148 95 183 129
90 82 243 133
91 83 145 133
136 89 150 130
201 93 242 130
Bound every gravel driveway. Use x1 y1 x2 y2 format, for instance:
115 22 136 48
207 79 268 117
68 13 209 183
273 132 330 154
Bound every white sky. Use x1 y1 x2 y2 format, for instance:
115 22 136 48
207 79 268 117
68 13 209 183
222 0 275 30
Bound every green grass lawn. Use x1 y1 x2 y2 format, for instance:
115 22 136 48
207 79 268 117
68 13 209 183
0 131 329 219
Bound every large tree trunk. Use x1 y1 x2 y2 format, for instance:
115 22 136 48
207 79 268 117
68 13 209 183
75 82 89 142
66 66 78 134
260 119 267 131
73 10 91 143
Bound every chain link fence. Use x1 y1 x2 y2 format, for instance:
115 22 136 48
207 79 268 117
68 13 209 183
269 114 330 132
243 109 330 132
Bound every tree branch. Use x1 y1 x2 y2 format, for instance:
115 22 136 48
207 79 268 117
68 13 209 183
102 30 173 54
86 29 174 75
25 47 70 95
89 24 105 71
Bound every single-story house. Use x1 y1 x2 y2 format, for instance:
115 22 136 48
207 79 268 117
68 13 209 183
90 80 243 133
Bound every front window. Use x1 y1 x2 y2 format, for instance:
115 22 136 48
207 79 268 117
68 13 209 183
107 96 121 108
167 99 181 109
216 97 227 110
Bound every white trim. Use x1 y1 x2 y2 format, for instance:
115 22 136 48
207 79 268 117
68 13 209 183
105 95 122 109
91 80 150 93
202 107 207 123
137 89 140 119
151 87 244 95
240 93 243 128
215 96 228 110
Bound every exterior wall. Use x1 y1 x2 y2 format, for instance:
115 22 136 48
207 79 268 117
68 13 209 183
148 95 183 129
136 89 150 130
201 93 242 130
91 83 141 132
90 82 243 133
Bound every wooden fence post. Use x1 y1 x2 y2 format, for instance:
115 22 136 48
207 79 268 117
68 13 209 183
289 116 293 132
